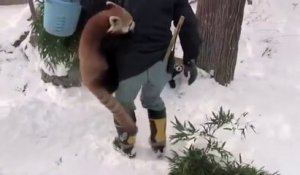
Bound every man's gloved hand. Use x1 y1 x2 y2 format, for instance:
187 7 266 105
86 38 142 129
184 60 198 85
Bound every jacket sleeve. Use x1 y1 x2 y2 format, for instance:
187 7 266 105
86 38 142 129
173 0 201 64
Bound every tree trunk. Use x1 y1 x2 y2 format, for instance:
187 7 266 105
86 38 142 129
196 0 246 86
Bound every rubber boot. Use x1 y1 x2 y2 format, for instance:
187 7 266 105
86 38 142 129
113 110 137 158
148 108 167 154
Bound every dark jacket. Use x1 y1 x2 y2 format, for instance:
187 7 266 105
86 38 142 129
80 0 201 81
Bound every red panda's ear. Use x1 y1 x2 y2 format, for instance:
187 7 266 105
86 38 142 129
106 1 118 8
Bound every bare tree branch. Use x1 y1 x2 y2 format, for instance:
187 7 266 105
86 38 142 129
28 0 37 22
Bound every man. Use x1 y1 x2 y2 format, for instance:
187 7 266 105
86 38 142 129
80 0 200 158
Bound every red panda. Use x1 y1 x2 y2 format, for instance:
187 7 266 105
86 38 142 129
78 1 137 135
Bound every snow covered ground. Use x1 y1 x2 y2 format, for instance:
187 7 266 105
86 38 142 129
0 0 299 175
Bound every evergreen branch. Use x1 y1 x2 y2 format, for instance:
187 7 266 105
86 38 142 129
31 1 81 71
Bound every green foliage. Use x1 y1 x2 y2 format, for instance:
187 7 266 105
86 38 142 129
168 107 279 175
168 147 224 175
31 1 81 72
170 107 255 145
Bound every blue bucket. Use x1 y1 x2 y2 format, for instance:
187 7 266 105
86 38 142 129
43 0 82 37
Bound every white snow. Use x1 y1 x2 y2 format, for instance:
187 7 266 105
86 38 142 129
0 1 300 175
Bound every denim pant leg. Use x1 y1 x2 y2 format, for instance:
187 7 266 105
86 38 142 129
140 61 171 111
115 71 146 115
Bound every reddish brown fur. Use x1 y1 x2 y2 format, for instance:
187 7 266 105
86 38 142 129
79 3 137 135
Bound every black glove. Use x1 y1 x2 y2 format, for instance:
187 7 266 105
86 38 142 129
184 60 198 85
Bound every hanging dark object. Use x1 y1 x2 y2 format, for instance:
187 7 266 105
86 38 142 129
164 16 185 89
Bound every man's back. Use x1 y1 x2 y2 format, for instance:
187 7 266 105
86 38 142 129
122 0 175 52
80 0 200 81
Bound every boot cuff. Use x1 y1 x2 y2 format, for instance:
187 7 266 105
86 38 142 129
148 108 166 119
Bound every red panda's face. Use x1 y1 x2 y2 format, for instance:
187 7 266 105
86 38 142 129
106 1 135 34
